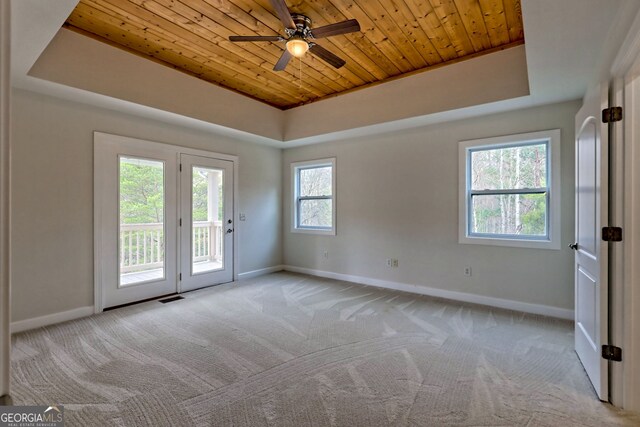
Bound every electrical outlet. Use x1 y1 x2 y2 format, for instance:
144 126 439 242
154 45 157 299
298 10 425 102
392 259 399 268
323 251 329 259
239 213 246 221
464 266 472 277
386 259 392 267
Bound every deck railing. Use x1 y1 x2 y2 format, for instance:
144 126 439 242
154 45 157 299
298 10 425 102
120 221 222 273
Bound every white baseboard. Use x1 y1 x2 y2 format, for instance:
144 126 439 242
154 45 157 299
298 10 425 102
11 306 95 334
238 265 284 280
283 265 574 320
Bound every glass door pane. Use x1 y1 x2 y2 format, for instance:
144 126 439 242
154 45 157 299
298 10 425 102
179 154 233 292
191 166 224 274
119 156 165 286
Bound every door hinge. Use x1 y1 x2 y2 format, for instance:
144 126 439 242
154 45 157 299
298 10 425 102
179 273 182 281
602 345 622 362
179 218 182 227
179 163 182 172
602 106 623 123
602 226 623 242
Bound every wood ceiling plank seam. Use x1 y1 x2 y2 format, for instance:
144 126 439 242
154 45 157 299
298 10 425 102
402 0 459 61
426 0 475 56
350 0 429 70
230 0 365 87
284 0 381 82
452 0 492 52
372 0 441 67
387 0 445 65
308 0 405 77
127 0 329 99
289 0 398 79
326 0 414 73
477 0 510 47
153 0 344 98
64 18 295 107
74 2 310 104
325 0 412 71
502 0 523 43
363 0 436 69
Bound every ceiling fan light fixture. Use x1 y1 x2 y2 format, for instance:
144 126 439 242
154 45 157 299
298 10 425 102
286 37 309 58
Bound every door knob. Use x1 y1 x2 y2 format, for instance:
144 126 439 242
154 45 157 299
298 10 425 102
569 242 578 250
226 228 233 234
228 219 232 224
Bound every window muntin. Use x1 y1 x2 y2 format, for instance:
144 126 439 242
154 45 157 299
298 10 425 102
459 130 561 249
468 141 550 240
292 159 335 234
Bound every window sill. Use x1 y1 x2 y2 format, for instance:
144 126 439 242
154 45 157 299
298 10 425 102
459 234 560 250
291 227 336 236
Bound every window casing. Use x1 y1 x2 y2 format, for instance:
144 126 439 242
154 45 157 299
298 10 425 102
291 158 336 235
459 130 561 249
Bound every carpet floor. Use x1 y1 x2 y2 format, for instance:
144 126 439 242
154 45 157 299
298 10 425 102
11 272 640 426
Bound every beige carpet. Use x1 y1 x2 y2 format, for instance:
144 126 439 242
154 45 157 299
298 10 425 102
11 272 640 426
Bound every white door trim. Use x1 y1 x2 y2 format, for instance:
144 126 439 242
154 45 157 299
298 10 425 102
608 8 640 411
93 132 239 312
621 58 640 412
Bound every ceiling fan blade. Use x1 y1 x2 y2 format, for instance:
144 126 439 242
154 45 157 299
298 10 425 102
310 19 360 38
269 0 296 30
229 35 283 42
274 49 292 71
309 44 346 69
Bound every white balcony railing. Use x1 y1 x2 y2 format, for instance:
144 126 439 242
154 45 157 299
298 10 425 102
120 221 223 273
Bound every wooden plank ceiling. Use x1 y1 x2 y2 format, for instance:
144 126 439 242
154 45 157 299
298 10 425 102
64 0 524 109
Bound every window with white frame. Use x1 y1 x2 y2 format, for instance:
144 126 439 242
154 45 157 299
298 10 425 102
459 130 561 249
291 158 336 235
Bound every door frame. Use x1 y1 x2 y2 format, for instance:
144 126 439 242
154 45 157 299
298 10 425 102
93 132 239 313
607 9 640 411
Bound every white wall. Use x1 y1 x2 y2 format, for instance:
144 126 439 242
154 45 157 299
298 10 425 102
283 100 580 311
10 89 282 322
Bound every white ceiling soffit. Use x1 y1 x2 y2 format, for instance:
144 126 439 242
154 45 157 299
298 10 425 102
521 0 640 105
10 0 640 147
10 0 78 84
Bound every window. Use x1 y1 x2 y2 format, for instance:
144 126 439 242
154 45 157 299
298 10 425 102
291 158 336 235
459 130 561 249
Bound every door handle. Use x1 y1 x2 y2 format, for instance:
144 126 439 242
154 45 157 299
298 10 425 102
226 228 233 234
569 242 578 250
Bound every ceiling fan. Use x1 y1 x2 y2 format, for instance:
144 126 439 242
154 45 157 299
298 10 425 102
228 0 360 71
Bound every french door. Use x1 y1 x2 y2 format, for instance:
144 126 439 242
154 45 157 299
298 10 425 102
95 133 235 310
179 154 233 292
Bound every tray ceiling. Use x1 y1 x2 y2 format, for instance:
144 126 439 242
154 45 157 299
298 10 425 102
64 0 524 110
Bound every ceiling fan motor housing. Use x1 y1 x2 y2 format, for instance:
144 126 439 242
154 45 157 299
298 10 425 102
287 14 312 39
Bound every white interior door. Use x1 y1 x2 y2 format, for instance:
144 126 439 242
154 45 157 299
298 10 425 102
95 137 178 309
574 84 609 400
179 154 233 292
